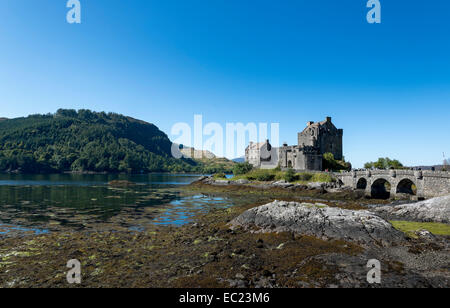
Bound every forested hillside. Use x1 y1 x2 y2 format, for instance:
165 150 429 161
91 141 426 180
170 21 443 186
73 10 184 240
0 109 205 174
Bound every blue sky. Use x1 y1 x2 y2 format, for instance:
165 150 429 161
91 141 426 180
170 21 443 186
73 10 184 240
0 0 449 167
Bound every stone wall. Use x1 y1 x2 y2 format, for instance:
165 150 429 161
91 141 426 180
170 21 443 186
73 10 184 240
336 170 450 199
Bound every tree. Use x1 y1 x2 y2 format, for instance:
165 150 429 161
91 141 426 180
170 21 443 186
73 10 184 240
0 109 208 174
365 157 404 170
323 152 351 171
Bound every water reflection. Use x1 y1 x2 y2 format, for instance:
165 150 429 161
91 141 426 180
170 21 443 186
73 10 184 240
0 174 239 236
153 195 229 226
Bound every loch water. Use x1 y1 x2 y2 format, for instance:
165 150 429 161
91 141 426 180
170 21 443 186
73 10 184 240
0 173 245 236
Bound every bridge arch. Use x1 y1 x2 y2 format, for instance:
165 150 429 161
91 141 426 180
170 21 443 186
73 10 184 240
371 178 391 199
396 178 417 196
356 178 367 190
335 169 450 199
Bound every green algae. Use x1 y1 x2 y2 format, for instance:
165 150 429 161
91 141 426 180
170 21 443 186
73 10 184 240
0 200 363 288
390 221 450 238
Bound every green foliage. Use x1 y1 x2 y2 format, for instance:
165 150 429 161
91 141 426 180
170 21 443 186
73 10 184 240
231 167 334 184
213 173 227 179
309 173 334 183
284 168 297 182
293 172 333 183
232 162 253 176
273 164 282 172
194 157 235 174
364 157 404 170
0 110 206 174
255 173 275 182
233 168 277 182
322 152 351 171
297 172 313 182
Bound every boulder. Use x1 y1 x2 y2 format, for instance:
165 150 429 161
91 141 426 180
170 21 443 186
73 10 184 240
191 176 214 185
230 200 405 246
108 180 136 187
307 182 326 189
371 195 450 223
235 179 250 185
213 180 230 185
272 180 293 188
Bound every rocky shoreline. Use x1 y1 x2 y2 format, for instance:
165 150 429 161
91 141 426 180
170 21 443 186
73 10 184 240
0 178 449 288
372 195 450 224
197 176 345 192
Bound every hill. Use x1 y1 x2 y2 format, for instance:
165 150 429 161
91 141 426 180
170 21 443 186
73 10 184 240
180 146 216 159
232 156 245 163
178 146 236 174
0 109 206 174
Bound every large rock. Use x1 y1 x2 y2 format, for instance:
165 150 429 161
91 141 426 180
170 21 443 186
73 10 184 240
230 201 405 246
213 179 231 185
272 180 294 188
235 179 250 185
371 195 450 223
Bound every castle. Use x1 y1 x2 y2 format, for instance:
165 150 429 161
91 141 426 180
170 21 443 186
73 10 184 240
245 117 343 171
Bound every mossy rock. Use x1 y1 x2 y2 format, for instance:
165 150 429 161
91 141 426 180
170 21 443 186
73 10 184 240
108 180 136 187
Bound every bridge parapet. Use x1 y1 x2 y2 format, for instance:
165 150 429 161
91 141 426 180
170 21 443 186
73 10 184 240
335 169 450 199
337 169 450 178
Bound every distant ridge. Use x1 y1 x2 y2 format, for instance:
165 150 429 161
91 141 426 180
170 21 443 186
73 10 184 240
180 146 216 159
232 157 245 163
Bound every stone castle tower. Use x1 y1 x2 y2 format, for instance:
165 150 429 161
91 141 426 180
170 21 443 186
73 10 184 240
246 117 343 171
298 117 343 161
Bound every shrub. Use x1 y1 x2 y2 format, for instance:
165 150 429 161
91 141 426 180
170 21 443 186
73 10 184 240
236 168 276 182
213 173 227 179
311 173 334 183
284 168 297 182
256 173 275 181
323 152 351 171
297 172 313 182
233 162 253 175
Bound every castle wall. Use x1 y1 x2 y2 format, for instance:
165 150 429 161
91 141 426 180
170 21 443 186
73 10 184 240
246 117 342 172
305 154 323 171
318 130 343 160
245 145 261 167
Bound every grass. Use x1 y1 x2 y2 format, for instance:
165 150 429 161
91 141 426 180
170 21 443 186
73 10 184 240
390 221 450 238
231 168 335 184
293 173 334 184
231 169 283 182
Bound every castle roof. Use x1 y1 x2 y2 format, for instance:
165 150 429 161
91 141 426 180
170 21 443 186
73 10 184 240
301 117 336 134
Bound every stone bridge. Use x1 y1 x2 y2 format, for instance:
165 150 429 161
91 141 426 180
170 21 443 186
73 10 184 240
336 170 450 199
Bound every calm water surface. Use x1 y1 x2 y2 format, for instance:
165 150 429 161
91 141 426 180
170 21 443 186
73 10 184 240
0 174 245 236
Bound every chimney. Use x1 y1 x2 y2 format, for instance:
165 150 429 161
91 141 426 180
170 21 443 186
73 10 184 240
326 117 332 122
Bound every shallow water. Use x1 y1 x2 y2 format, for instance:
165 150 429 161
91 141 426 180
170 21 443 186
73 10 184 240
0 174 241 236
